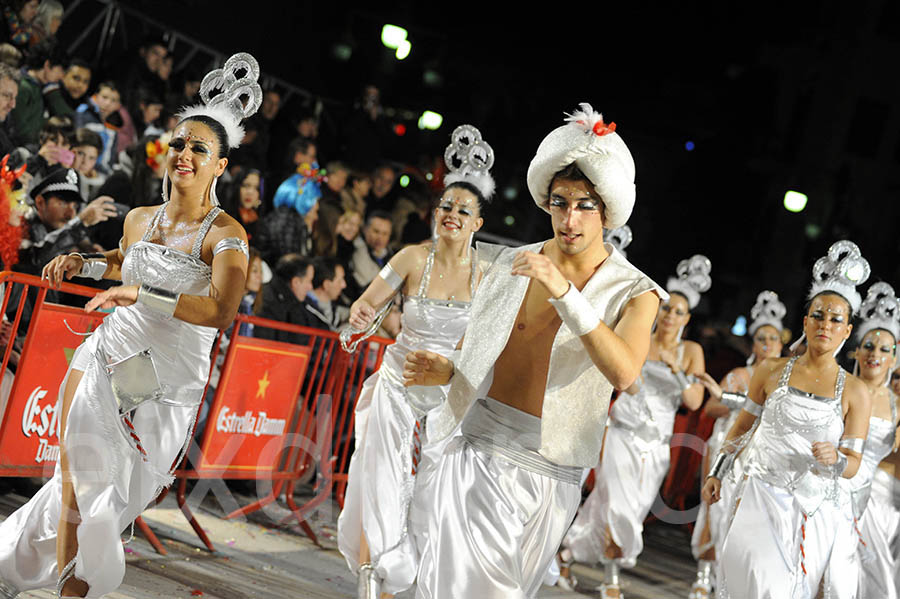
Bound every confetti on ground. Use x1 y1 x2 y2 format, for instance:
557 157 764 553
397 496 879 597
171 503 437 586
190 590 204 596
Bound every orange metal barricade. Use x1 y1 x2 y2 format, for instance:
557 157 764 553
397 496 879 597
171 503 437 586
0 272 395 553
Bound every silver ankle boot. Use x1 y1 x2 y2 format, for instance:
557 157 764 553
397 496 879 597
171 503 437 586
688 559 714 598
357 562 382 599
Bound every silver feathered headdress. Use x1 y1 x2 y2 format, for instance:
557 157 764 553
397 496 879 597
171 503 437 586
807 240 870 313
176 52 263 150
749 290 787 336
605 225 633 257
666 255 712 310
856 282 900 343
443 124 495 200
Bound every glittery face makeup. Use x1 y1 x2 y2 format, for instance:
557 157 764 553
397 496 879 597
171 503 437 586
752 324 783 360
805 294 851 350
857 329 897 377
167 121 223 191
548 177 605 256
658 294 690 330
435 186 480 239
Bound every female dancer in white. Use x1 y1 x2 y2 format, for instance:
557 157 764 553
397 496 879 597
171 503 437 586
337 125 494 599
558 254 711 597
703 240 872 599
690 291 786 598
827 282 900 598
0 53 258 598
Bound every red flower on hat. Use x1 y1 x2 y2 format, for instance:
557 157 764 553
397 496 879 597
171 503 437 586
592 120 616 136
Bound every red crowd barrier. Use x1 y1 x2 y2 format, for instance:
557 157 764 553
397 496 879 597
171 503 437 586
0 272 393 554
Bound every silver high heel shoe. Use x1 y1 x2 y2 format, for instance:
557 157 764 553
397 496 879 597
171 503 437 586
357 562 382 599
57 556 85 598
597 560 624 598
688 559 714 598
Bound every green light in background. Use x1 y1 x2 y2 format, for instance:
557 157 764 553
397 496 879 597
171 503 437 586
381 25 407 49
399 175 410 188
784 190 808 213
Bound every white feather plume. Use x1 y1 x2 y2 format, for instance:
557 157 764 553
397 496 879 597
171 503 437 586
176 103 246 150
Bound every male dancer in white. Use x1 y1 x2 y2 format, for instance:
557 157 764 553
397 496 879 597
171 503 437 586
402 104 666 599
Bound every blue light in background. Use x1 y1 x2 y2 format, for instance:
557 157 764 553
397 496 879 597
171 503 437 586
731 315 747 336
685 141 695 151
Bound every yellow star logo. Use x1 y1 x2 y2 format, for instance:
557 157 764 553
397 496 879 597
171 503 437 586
256 370 271 399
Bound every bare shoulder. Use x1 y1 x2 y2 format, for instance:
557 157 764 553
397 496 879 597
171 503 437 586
683 339 703 356
389 242 430 277
843 373 871 406
207 210 248 245
122 205 158 245
728 366 750 381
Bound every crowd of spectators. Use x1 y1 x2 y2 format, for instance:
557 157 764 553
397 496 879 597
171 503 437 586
0 0 436 348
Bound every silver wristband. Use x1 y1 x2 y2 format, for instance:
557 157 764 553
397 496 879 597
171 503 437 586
137 283 180 317
547 282 601 336
707 451 733 480
73 253 107 280
720 391 747 411
839 437 865 454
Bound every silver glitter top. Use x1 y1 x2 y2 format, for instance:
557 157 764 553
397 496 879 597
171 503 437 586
743 357 846 515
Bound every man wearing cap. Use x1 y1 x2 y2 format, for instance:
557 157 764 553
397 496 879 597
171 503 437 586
402 104 666 598
18 167 117 274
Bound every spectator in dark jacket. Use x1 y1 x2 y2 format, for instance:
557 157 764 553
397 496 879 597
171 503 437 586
45 57 91 119
9 38 65 147
17 167 117 274
255 167 320 264
304 257 347 331
254 253 315 345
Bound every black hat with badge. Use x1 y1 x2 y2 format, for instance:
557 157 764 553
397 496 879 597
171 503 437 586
30 167 83 205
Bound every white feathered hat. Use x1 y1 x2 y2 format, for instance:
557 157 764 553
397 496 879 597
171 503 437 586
748 290 787 336
526 103 636 229
666 255 712 310
176 52 263 150
807 240 870 313
856 282 900 343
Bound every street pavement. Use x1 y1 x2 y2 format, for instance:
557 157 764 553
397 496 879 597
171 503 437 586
0 481 696 598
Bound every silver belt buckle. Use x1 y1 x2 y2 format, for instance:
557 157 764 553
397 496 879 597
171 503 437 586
98 347 163 414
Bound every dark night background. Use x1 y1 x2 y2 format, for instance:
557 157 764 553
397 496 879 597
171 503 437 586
60 0 900 339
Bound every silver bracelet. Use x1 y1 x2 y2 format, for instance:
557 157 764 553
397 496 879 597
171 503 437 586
742 399 763 417
137 283 180 317
674 370 693 391
378 263 403 291
707 451 733 480
833 451 849 477
547 282 601 336
73 253 107 280
839 437 865 454
720 391 747 411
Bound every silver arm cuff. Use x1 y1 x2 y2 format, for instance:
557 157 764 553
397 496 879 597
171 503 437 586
834 451 849 477
378 263 403 292
547 282 601 336
742 399 763 417
839 437 866 454
707 451 734 480
213 237 249 258
720 391 747 411
448 348 461 382
73 253 107 280
674 370 695 391
137 283 180 317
